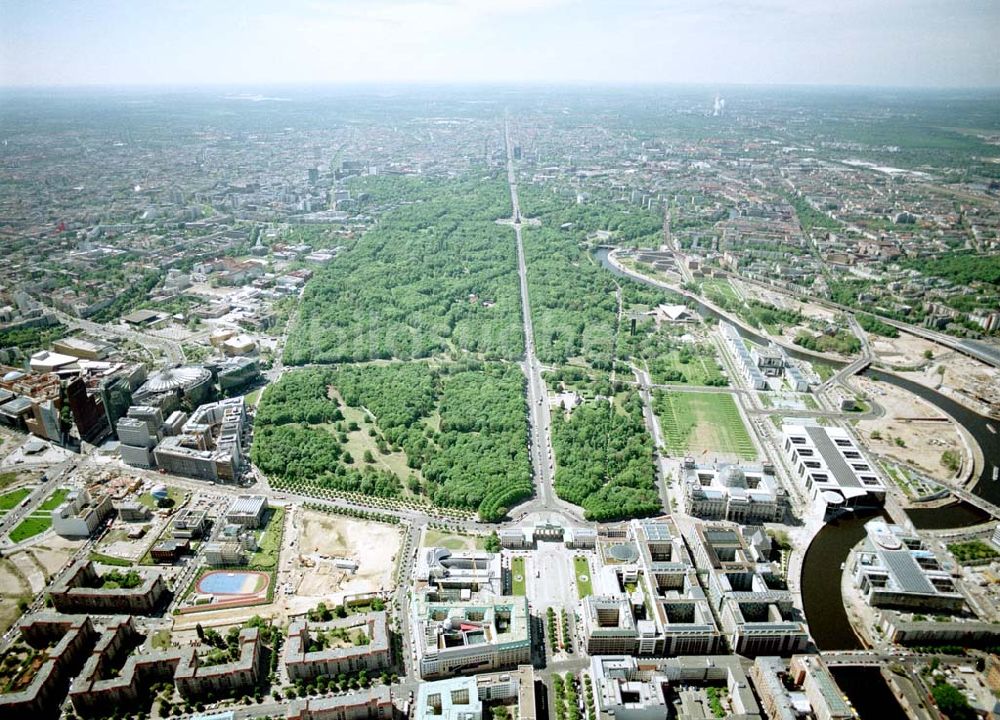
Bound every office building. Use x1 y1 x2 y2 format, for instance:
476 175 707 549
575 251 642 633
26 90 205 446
414 666 535 720
416 548 502 598
66 376 109 443
171 508 209 538
781 424 887 516
750 655 853 720
590 655 762 720
412 596 531 679
689 523 809 656
153 398 247 483
226 494 268 528
51 488 114 538
852 519 965 613
721 322 768 390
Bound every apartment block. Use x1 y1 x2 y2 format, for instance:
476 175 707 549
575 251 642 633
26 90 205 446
0 614 98 718
49 560 168 615
69 616 186 717
286 686 396 720
285 612 390 682
175 627 265 699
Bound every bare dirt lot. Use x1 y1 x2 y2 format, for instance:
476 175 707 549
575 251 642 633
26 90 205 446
30 534 85 577
292 511 401 600
898 352 1000 417
869 332 941 369
855 375 965 482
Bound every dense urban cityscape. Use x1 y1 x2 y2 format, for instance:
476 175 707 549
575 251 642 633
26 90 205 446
1 24 1000 720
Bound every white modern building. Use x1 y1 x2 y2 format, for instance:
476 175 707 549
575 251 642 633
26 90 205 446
852 519 965 613
51 488 114 538
781 424 886 516
415 548 502 598
720 322 768 390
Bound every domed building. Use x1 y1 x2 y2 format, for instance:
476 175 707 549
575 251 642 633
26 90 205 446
133 365 213 408
680 457 785 523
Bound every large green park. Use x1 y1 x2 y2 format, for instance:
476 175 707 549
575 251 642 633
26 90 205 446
258 175 679 522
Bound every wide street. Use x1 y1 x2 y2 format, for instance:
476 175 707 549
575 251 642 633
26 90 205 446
504 116 585 526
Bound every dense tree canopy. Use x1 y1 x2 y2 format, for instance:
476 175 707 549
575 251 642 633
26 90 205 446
255 368 343 425
252 362 531 521
522 225 619 366
284 177 523 364
551 392 661 521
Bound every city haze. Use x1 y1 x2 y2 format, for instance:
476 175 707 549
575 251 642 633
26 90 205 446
1 0 999 88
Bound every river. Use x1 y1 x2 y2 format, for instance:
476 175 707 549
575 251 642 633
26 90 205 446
596 248 999 715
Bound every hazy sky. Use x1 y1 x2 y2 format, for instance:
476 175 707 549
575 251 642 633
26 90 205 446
1 0 998 88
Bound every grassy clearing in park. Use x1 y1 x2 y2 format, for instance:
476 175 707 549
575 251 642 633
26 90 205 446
700 279 740 305
651 349 726 386
335 410 417 485
511 557 526 596
654 391 756 460
574 556 593 599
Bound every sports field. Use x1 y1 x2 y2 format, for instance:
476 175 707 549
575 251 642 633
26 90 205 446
653 390 756 460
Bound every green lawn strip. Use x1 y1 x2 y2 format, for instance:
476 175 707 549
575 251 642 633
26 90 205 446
37 488 70 513
9 517 50 543
574 556 593 599
0 472 21 493
89 552 135 567
0 488 30 511
511 557 526 596
247 507 285 570
8 488 71 543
